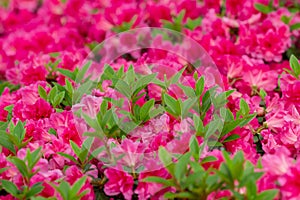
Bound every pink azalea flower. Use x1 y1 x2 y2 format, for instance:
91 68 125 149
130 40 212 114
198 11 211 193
242 64 278 92
135 161 171 199
261 131 281 154
145 4 172 27
201 149 224 170
262 146 294 176
13 98 53 121
20 65 48 86
112 138 145 169
281 73 300 107
104 168 134 200
265 110 286 133
280 160 300 200
72 95 103 118
24 119 52 142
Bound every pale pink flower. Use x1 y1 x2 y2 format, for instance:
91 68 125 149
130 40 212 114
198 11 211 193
72 95 103 118
262 147 294 176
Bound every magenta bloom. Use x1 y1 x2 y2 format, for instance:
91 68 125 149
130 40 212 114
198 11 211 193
280 160 300 200
104 168 134 200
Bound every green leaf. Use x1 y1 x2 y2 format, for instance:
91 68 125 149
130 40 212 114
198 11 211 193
28 147 42 170
149 105 165 119
201 88 214 119
193 114 204 136
221 114 256 136
54 181 70 200
76 61 92 84
132 104 140 120
140 99 155 121
125 65 136 85
101 65 115 81
195 76 205 96
48 86 58 103
48 128 57 136
0 167 7 174
53 91 65 107
151 78 166 90
71 176 87 195
13 121 25 143
170 67 185 85
190 161 204 173
259 88 267 99
220 108 234 122
1 180 19 197
114 79 132 99
281 15 291 24
78 138 94 163
182 97 198 117
245 176 257 199
75 189 90 199
142 176 176 187
164 192 196 199
90 146 106 159
49 52 60 58
26 182 44 198
175 9 185 24
185 17 202 30
201 156 218 164
231 151 245 179
177 83 196 98
223 134 240 143
4 105 14 113
207 141 223 147
65 79 74 95
185 171 204 188
0 121 8 131
290 55 300 77
254 3 273 14
116 65 125 78
0 82 19 96
257 189 278 200
218 164 234 186
133 73 157 92
163 93 180 117
100 99 108 115
101 109 116 129
0 130 16 154
9 157 28 178
189 136 200 161
82 113 103 132
58 152 78 163
205 118 222 139
158 147 174 175
238 114 256 127
57 68 76 81
73 80 95 104
174 152 191 182
70 140 81 158
291 23 300 31
38 86 48 100
31 197 57 200
239 98 250 116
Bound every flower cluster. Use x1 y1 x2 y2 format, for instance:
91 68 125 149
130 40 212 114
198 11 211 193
0 0 300 200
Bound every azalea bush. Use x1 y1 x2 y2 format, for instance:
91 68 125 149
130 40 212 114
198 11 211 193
1 0 300 200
